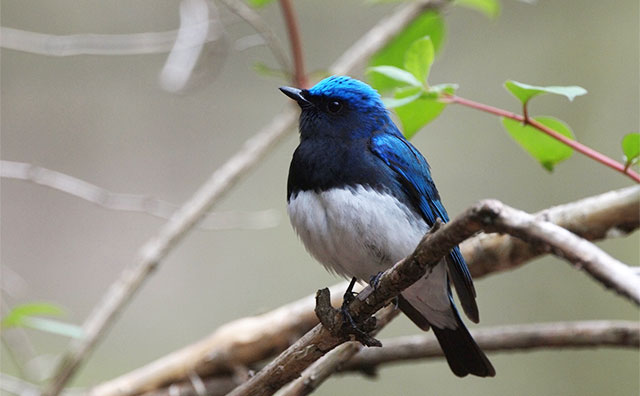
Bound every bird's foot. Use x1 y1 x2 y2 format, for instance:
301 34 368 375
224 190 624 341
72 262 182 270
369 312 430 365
315 282 381 347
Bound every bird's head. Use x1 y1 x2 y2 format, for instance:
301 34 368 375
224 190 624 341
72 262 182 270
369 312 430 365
280 76 391 140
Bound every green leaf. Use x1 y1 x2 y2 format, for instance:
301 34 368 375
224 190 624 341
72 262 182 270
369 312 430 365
502 116 575 171
369 11 445 92
454 0 501 18
622 133 640 168
505 80 587 104
367 66 422 88
2 302 84 338
20 317 85 339
382 92 423 109
247 0 275 7
2 303 65 327
404 36 434 84
391 87 446 138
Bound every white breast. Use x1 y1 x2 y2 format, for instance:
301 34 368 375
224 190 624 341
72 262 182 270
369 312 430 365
287 185 428 280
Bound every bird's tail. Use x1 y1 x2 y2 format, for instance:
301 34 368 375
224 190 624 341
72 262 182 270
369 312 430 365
430 306 495 377
399 295 495 377
398 262 495 377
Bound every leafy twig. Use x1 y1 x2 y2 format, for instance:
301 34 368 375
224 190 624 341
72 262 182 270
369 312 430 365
444 94 640 183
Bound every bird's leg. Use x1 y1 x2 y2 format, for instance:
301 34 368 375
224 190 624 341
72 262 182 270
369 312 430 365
338 277 380 344
341 277 358 308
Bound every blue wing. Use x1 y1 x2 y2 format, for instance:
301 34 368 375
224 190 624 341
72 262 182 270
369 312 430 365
370 131 479 322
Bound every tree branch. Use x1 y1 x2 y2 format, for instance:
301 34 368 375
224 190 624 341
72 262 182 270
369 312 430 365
342 321 640 373
217 0 290 72
446 95 640 183
279 0 307 88
1 160 280 231
42 2 447 395
465 185 640 278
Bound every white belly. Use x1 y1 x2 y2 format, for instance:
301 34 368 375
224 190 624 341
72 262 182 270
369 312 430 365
287 185 428 280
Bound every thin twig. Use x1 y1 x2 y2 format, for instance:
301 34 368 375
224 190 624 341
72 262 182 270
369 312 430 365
279 0 308 88
217 0 290 72
275 306 399 396
1 160 279 231
446 95 640 183
0 23 223 56
42 2 445 395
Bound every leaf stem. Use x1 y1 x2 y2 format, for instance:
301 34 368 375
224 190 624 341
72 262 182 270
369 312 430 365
445 94 640 183
279 0 308 88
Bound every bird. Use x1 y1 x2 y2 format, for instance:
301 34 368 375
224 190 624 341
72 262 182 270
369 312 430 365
280 75 495 377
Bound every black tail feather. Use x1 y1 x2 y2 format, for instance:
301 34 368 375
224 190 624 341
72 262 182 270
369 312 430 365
431 310 495 377
398 295 495 377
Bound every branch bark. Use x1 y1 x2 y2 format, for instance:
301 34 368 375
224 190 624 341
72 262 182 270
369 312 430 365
464 185 639 278
342 321 640 372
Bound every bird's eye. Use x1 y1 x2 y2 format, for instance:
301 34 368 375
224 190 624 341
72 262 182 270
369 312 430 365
326 100 343 114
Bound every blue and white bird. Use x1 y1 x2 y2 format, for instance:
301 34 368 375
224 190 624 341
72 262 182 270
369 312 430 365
281 76 495 377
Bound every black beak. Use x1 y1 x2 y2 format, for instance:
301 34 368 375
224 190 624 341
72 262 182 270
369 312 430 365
279 86 312 107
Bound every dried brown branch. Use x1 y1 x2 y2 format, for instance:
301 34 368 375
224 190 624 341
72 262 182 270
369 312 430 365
465 185 640 278
342 321 640 372
225 200 640 396
41 2 446 395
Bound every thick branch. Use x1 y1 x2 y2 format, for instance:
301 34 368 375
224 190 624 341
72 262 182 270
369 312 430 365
464 185 640 278
343 321 640 372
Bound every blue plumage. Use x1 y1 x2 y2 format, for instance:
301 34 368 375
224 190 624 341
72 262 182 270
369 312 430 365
283 76 494 377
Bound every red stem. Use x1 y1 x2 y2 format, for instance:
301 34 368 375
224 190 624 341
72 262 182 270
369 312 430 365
279 0 308 89
446 95 640 183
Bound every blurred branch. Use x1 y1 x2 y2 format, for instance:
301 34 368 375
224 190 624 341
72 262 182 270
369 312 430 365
159 0 226 93
89 283 351 396
465 185 640 278
218 0 290 73
0 373 42 396
1 160 279 231
0 22 223 57
41 2 446 395
279 0 307 88
225 199 639 396
341 320 640 373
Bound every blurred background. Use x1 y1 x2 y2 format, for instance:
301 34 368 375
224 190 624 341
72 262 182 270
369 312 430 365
1 1 638 395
